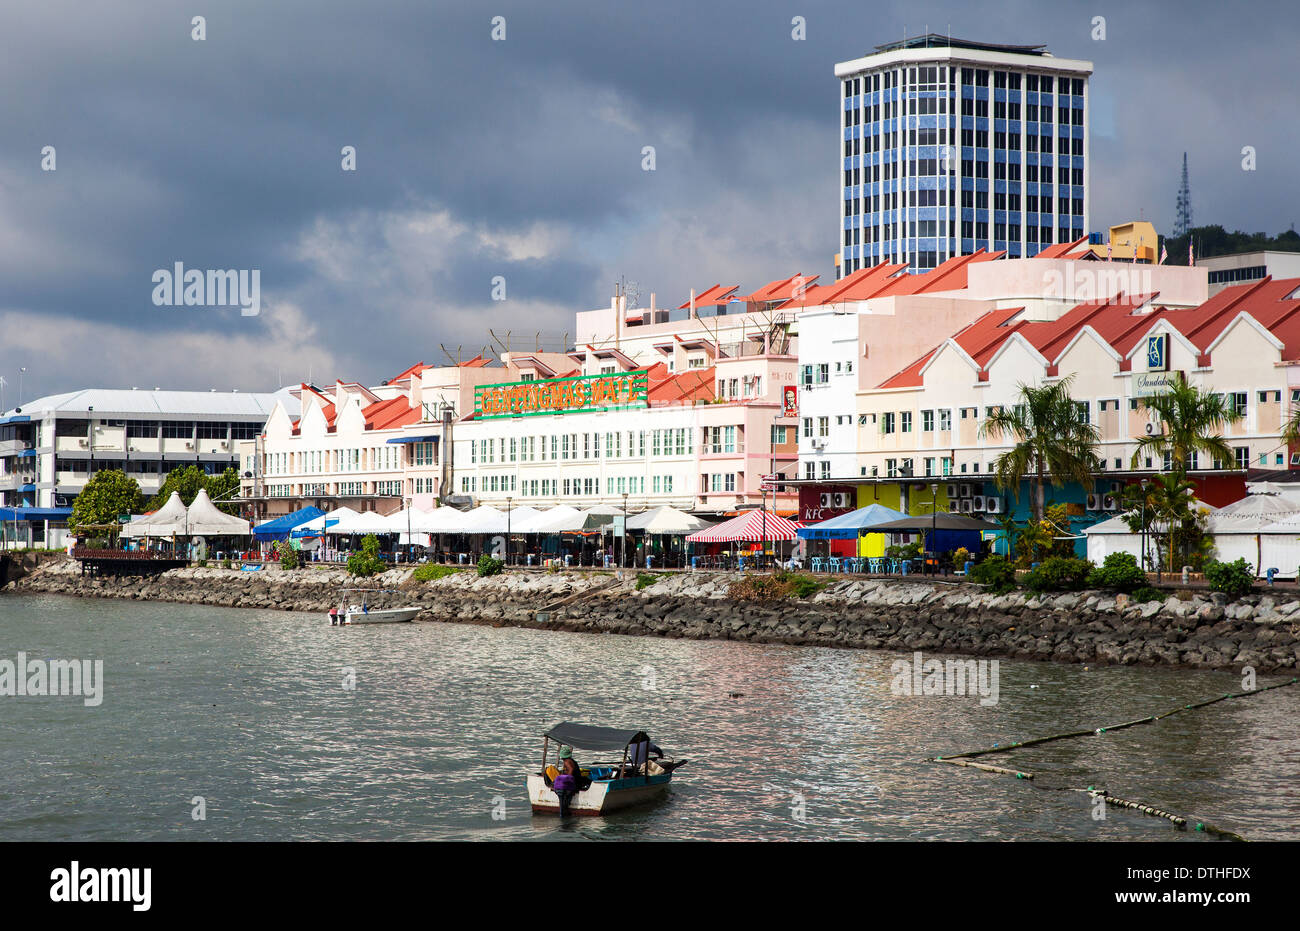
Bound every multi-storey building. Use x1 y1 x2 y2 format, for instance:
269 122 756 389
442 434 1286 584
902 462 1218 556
835 34 1092 276
0 388 286 547
853 274 1300 544
453 347 799 515
238 361 502 521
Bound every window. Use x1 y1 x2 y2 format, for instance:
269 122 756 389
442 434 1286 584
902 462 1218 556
921 410 934 432
818 417 829 438
882 413 895 434
818 461 830 480
1229 392 1248 417
1234 447 1250 469
938 409 952 431
802 418 812 438
901 412 912 432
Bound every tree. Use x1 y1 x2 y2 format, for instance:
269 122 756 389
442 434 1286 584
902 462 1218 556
148 465 210 511
980 376 1101 522
1129 379 1241 473
206 467 242 514
1123 472 1209 571
69 469 143 533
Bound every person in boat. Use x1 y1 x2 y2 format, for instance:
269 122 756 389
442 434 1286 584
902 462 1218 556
627 738 663 772
549 746 589 816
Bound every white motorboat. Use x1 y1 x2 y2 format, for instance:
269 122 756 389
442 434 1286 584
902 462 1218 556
329 589 420 625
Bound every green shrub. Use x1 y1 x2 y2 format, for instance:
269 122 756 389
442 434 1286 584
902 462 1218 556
347 535 387 577
1024 556 1092 593
275 540 300 571
635 572 661 591
1130 586 1165 604
412 563 459 582
968 556 1017 593
477 554 504 577
781 572 825 599
1204 558 1254 598
1087 551 1147 593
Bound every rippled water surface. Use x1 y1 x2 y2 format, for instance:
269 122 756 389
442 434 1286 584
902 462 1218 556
1 593 1296 841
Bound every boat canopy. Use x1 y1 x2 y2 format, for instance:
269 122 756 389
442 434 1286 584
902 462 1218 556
544 722 649 752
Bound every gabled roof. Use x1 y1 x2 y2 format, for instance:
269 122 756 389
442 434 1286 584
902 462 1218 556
876 277 1300 389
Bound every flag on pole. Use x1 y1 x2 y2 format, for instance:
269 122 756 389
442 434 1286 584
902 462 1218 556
1106 238 1111 260
1160 240 1168 264
1188 240 1194 266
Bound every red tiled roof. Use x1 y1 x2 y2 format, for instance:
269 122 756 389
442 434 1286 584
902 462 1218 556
361 395 420 431
387 362 427 383
1035 236 1091 259
876 277 1300 389
648 367 715 405
678 285 739 310
738 273 822 303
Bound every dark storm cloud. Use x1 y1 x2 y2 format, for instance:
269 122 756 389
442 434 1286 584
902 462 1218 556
0 0 1295 401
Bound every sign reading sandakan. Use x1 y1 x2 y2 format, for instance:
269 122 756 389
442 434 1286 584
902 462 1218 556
474 371 649 419
1133 370 1181 397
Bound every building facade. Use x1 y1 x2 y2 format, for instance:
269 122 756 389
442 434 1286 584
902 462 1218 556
0 388 286 547
835 35 1092 276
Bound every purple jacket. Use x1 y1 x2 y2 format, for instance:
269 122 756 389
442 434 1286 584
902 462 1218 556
552 773 578 794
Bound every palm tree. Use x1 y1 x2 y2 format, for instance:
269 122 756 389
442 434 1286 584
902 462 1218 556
980 376 1101 523
1145 471 1200 571
1129 380 1242 474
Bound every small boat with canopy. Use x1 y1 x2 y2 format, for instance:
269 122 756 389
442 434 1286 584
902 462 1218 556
527 722 687 815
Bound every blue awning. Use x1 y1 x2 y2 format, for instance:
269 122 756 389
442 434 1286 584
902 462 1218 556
252 506 326 540
18 449 37 458
0 415 31 425
385 435 439 444
0 507 72 522
797 503 909 540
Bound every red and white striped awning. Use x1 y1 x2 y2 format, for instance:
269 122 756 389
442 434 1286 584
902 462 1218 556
686 509 802 543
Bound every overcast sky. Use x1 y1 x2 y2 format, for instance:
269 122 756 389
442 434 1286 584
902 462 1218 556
1 0 1296 405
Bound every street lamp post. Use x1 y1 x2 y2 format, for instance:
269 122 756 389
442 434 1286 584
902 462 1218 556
1138 481 1149 582
505 495 512 566
622 492 629 568
406 495 413 565
930 482 939 576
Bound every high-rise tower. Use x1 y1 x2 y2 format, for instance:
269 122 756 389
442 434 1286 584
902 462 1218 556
1174 152 1193 238
835 35 1093 276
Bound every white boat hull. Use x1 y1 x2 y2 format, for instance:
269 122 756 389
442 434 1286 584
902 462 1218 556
527 772 672 815
334 606 420 625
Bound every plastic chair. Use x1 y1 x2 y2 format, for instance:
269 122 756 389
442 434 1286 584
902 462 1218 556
811 556 825 572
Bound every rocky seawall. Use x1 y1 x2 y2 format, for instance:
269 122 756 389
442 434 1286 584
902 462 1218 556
7 558 1300 672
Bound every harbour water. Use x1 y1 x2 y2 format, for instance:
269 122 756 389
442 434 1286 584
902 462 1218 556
1 593 1296 841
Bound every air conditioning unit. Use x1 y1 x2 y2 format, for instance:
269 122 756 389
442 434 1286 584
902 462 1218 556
960 499 974 514
959 483 973 497
972 495 986 512
948 501 961 512
1102 495 1119 511
945 483 959 498
78 439 88 448
1086 494 1102 511
985 497 1003 514
833 492 850 508
819 493 831 507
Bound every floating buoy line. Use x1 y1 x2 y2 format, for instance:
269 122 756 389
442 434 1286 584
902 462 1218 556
930 676 1298 842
